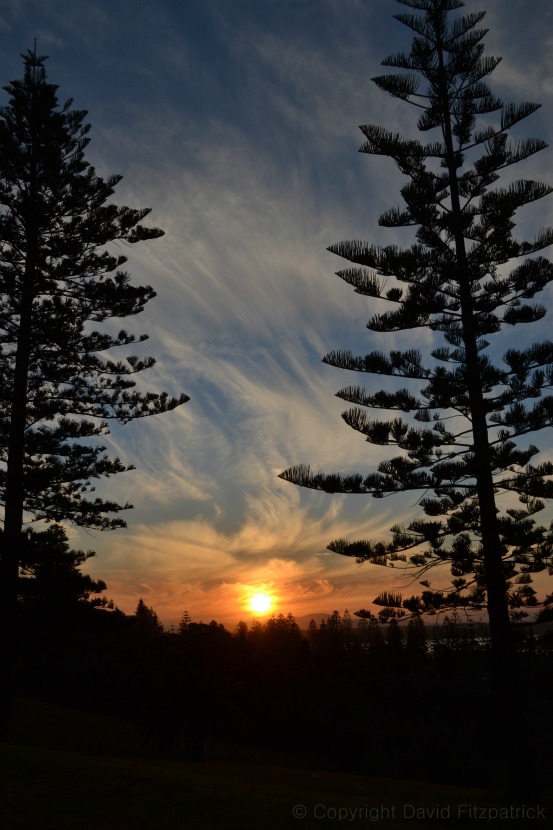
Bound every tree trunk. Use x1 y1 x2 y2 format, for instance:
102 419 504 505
0 237 36 740
437 43 513 667
436 33 523 798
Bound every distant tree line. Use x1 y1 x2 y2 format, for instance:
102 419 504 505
13 569 552 794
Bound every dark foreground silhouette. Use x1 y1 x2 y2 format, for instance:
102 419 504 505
12 602 553 796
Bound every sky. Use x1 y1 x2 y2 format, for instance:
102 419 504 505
1 0 553 629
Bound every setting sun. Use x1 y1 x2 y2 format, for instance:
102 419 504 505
250 592 272 614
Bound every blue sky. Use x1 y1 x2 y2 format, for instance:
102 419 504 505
2 0 553 627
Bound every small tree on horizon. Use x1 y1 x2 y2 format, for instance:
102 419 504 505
178 610 192 634
135 598 164 637
280 0 553 665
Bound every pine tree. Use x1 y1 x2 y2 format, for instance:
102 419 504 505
364 616 386 659
306 618 319 647
280 0 553 663
0 50 188 735
178 610 192 634
135 598 164 637
341 608 354 649
16 523 108 610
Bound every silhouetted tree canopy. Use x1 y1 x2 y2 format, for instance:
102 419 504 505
280 0 553 663
16 524 108 609
134 599 164 637
0 47 188 737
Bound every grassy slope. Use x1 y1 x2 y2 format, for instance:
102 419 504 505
0 699 549 830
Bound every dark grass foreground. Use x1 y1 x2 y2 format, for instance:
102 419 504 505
0 699 549 830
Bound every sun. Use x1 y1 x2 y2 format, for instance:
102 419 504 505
250 592 272 614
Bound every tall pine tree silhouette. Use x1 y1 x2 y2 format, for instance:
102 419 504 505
0 49 188 736
280 0 553 663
